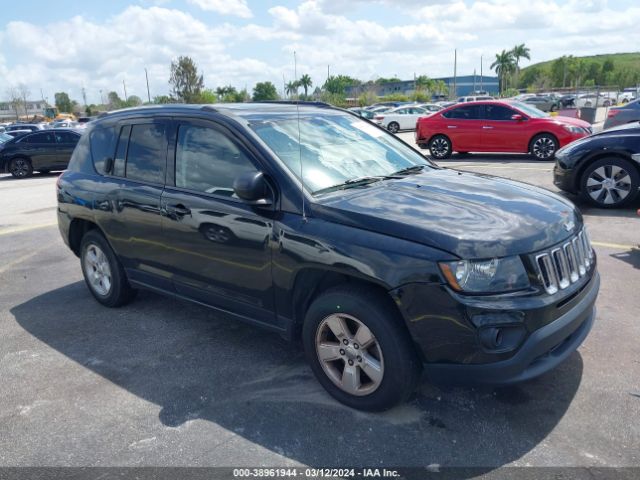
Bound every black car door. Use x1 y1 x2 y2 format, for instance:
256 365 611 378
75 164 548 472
92 119 171 290
53 130 81 169
160 117 276 327
16 131 57 169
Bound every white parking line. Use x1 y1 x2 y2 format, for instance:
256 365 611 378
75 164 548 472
0 222 57 236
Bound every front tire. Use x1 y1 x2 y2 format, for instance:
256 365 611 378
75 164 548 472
530 134 558 160
9 157 33 178
302 286 421 411
429 135 452 159
80 230 137 307
580 157 639 208
387 122 400 133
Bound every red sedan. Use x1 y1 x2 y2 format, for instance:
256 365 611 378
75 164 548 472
415 100 592 160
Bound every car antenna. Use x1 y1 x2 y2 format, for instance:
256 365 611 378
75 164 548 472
294 50 307 222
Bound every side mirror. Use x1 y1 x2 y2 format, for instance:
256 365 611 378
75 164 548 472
511 114 524 121
233 171 273 206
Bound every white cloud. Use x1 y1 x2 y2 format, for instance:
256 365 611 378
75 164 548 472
187 0 253 18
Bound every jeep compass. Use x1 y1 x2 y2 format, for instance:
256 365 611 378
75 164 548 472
57 103 599 411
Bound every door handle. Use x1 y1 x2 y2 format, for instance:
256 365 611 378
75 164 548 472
164 203 191 216
447 125 457 129
482 126 494 129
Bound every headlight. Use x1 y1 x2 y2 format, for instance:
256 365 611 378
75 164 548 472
439 256 530 293
563 125 587 134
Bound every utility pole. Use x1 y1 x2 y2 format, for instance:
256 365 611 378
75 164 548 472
473 69 476 92
145 68 151 103
327 65 330 83
283 73 286 99
100 89 104 106
480 55 483 92
453 49 457 99
123 80 128 102
81 87 88 109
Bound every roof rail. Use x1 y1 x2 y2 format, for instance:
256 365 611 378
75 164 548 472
260 100 335 108
200 105 219 113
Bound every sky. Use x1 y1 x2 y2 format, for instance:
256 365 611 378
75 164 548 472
1 0 639 104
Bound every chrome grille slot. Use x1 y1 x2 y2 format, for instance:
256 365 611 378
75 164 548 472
534 228 594 295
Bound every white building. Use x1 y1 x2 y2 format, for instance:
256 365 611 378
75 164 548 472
0 100 48 121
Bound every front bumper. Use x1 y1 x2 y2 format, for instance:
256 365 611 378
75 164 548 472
425 272 598 385
391 268 599 385
553 163 577 193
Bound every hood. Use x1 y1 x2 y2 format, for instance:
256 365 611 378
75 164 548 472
314 169 582 259
594 121 640 135
552 116 591 128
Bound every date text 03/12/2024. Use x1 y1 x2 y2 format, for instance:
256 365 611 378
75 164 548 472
233 468 401 477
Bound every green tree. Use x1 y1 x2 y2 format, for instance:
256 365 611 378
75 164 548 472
153 95 173 104
491 50 516 93
375 77 402 84
298 74 312 98
199 89 218 103
252 81 278 101
169 55 204 103
323 75 360 95
54 92 73 113
285 80 299 98
107 91 123 110
510 43 530 87
125 95 142 107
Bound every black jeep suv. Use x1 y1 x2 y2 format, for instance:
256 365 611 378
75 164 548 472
57 103 599 411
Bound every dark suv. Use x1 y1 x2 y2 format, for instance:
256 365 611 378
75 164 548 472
57 103 600 411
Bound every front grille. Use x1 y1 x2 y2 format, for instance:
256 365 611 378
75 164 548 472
534 229 594 295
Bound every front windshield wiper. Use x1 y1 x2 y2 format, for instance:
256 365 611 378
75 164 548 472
313 175 390 195
391 164 428 176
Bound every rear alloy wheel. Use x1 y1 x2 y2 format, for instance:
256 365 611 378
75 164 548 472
580 158 639 208
530 134 558 160
387 122 400 133
303 286 421 411
80 230 137 307
9 157 33 178
429 135 452 159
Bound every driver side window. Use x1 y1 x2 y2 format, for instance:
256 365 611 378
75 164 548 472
175 124 258 196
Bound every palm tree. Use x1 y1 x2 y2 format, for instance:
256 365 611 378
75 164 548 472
285 80 299 99
298 74 312 98
511 43 531 88
491 50 516 94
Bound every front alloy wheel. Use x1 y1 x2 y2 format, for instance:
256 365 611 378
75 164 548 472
530 134 558 160
315 313 384 396
581 158 639 208
387 122 400 133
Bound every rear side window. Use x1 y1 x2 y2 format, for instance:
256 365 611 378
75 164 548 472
125 123 166 184
484 105 516 121
90 128 116 174
21 132 56 144
175 124 258 196
442 105 482 120
55 131 80 144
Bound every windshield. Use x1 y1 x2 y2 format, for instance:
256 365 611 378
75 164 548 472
510 101 550 118
249 112 433 195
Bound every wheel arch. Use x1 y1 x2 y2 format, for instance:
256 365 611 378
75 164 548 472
528 131 559 152
288 268 405 342
68 218 100 256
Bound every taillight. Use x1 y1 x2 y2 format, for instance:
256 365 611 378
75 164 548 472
607 110 620 118
374 115 384 120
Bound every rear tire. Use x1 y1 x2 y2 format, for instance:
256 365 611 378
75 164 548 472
9 157 33 178
80 230 137 307
428 135 452 159
529 134 559 161
579 157 639 208
302 286 421 411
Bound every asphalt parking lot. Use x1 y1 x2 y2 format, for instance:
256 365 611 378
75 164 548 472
1 138 639 473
